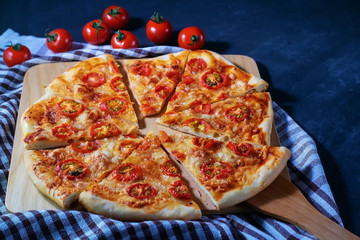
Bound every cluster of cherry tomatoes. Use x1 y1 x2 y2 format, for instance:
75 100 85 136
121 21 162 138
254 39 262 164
3 5 206 67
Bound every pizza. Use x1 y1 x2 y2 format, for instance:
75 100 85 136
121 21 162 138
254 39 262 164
158 92 273 145
159 131 290 210
165 49 269 113
21 50 291 221
23 135 143 208
79 132 201 221
123 50 190 117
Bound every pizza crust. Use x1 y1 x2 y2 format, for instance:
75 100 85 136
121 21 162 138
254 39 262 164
217 147 291 209
79 191 201 221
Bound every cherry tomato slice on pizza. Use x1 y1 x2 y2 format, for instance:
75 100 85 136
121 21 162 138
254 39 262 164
169 180 191 200
184 118 212 132
110 61 120 73
56 159 89 180
201 161 232 180
182 75 195 85
56 99 84 118
187 58 207 73
201 70 229 90
112 163 142 182
81 72 106 87
110 76 126 92
155 85 172 99
165 70 181 82
118 140 140 158
52 123 74 139
71 140 100 153
131 63 152 76
227 142 253 156
193 103 211 114
192 137 216 149
225 104 253 122
158 131 171 143
100 97 127 115
161 160 180 177
127 183 157 200
90 122 120 140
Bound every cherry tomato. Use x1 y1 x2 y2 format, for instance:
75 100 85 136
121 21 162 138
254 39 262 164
158 131 171 143
193 103 212 114
192 137 216 149
201 70 229 90
187 58 207 73
112 163 142 182
161 160 180 177
201 161 232 180
227 142 253 156
56 159 89 180
102 5 129 30
226 104 253 122
81 72 106 87
127 183 157 200
71 140 100 153
118 140 140 158
52 123 74 139
111 30 138 49
56 99 84 118
178 26 206 50
169 180 191 200
45 29 72 53
3 43 31 67
110 76 126 92
100 97 128 115
90 122 120 140
130 63 152 76
146 11 173 44
82 19 110 45
154 85 172 99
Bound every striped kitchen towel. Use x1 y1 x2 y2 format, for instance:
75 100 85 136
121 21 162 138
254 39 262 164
0 28 342 239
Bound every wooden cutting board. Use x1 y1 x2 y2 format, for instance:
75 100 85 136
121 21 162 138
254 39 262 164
5 55 286 212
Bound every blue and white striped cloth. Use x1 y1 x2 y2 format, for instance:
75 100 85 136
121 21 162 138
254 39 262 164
0 29 342 239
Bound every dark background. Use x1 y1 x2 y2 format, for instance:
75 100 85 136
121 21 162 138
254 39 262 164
1 0 359 236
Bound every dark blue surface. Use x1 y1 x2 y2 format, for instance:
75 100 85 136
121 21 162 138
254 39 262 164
1 0 359 236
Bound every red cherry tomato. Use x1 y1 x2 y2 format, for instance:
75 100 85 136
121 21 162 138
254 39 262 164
45 29 72 53
111 30 138 49
178 26 206 50
146 11 173 44
161 160 180 177
3 43 31 67
127 183 157 199
82 19 111 45
56 159 89 180
51 123 74 139
169 180 191 200
102 5 129 30
56 99 84 118
112 163 142 182
71 140 100 153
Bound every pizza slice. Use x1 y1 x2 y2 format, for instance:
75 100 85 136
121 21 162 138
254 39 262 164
46 54 138 125
158 92 273 145
21 93 139 150
123 50 190 117
165 49 269 113
159 131 291 210
79 132 202 221
23 135 143 208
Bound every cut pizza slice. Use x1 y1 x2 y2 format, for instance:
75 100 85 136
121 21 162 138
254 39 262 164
123 50 190 117
159 131 291 210
158 92 273 145
23 135 143 208
46 54 138 126
165 49 269 113
21 92 139 150
79 132 202 221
